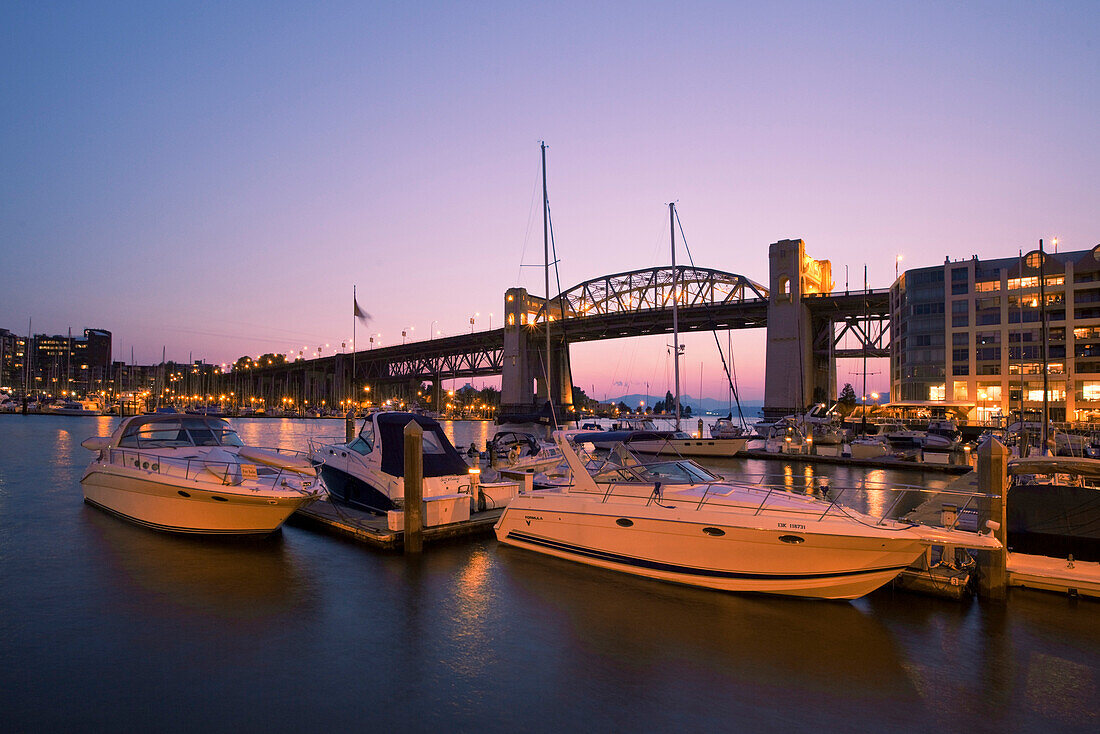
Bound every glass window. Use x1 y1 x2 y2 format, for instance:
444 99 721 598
422 431 448 455
348 437 371 455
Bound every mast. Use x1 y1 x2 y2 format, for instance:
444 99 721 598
1039 238 1049 453
541 141 555 427
670 202 681 431
66 327 72 396
352 284 357 407
862 264 868 437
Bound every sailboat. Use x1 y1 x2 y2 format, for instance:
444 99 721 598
626 204 747 459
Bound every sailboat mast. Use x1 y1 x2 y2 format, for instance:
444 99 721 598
352 284 357 406
862 264 868 436
670 202 681 431
542 141 553 423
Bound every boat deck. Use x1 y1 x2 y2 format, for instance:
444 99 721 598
290 497 502 550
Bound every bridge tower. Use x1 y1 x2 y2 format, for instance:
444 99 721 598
500 287 574 419
763 239 835 419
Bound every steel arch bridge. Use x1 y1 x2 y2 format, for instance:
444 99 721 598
533 266 769 322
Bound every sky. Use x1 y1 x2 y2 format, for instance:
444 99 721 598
2 1 1098 402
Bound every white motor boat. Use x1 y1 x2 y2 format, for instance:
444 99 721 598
488 431 564 474
763 421 808 454
50 399 105 416
625 431 748 458
849 436 890 459
80 414 323 534
874 419 926 448
308 411 516 515
709 417 748 439
495 432 1001 600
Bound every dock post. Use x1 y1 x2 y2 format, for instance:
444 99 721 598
345 409 356 443
698 418 704 438
403 420 424 554
976 436 1009 600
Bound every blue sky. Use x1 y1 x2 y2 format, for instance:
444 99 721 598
2 1 1098 400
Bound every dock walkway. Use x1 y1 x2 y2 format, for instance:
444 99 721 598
291 498 503 550
1008 553 1100 599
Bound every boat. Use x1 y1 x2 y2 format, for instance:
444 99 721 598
494 431 1002 600
874 419 926 449
763 420 808 454
49 399 104 416
709 416 747 439
488 431 564 474
626 430 748 458
1006 456 1100 562
308 411 515 515
79 414 323 534
848 436 890 459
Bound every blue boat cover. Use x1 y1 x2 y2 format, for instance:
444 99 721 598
377 413 471 479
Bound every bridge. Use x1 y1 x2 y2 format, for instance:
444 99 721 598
221 239 890 418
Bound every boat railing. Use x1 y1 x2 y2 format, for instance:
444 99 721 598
103 447 316 490
566 471 995 529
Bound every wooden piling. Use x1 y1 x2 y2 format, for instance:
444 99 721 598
976 436 1009 600
345 410 356 443
403 420 424 553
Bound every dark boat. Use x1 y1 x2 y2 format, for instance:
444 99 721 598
1007 456 1100 562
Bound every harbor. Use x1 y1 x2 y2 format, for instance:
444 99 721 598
6 3 1100 730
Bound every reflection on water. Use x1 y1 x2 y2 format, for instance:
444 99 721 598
84 509 310 621
1 415 1098 732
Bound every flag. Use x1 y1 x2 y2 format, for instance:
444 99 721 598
354 298 372 324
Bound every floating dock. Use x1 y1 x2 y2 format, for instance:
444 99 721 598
1008 553 1100 599
291 498 503 550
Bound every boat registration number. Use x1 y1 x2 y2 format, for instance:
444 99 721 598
777 522 805 530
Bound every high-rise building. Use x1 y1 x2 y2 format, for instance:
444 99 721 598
892 244 1100 423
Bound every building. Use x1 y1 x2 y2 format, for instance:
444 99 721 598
892 244 1100 423
0 328 27 392
0 327 113 397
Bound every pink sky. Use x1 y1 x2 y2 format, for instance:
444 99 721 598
3 2 1097 402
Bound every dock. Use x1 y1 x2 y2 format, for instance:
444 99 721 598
291 498 503 550
739 448 973 474
1008 553 1100 599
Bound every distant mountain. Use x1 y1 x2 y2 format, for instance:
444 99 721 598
602 393 764 416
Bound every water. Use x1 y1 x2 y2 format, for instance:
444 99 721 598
1 416 1098 732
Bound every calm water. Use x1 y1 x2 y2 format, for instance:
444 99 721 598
1 416 1098 733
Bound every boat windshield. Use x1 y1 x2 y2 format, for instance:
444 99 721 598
118 418 243 449
593 459 720 485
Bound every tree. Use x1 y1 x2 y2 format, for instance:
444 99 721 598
837 383 858 417
616 401 629 414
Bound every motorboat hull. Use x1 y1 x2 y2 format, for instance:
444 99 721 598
81 467 311 534
495 497 925 600
628 438 748 458
319 464 399 513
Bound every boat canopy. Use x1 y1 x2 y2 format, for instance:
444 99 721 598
114 415 243 449
376 413 470 478
1008 456 1100 478
573 430 674 444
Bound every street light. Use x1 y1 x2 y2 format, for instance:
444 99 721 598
430 320 438 340
895 254 903 281
470 312 479 333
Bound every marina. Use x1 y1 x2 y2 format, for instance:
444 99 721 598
5 3 1100 729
